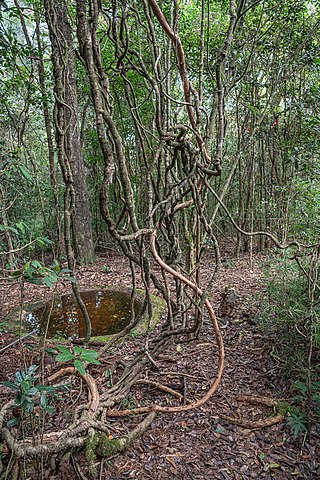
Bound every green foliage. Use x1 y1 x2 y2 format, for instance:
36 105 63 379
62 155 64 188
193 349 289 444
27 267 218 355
258 256 318 372
55 345 101 376
10 259 76 288
101 265 111 273
258 255 320 436
294 380 320 416
0 219 53 263
286 411 308 439
104 368 113 388
289 176 320 244
119 393 138 411
0 365 56 427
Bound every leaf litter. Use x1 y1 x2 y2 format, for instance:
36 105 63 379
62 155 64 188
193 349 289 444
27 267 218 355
0 252 319 479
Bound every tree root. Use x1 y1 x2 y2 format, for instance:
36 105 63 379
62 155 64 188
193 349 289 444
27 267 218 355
220 413 284 429
235 395 283 407
90 412 156 459
0 231 224 468
104 231 225 417
2 409 156 461
136 379 191 403
220 395 285 429
1 362 155 462
0 367 100 462
47 366 99 416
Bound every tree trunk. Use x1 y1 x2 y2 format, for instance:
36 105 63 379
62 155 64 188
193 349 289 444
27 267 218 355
45 0 94 265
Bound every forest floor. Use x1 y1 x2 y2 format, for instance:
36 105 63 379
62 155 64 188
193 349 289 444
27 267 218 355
0 250 319 479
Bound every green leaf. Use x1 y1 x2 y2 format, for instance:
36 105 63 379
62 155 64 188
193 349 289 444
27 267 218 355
23 261 31 271
38 236 52 245
56 352 74 363
43 276 55 288
28 387 39 396
36 385 56 393
60 268 72 274
10 270 23 278
55 346 74 362
79 350 100 362
0 381 20 391
74 347 100 364
36 237 52 247
45 405 55 414
15 393 23 406
36 238 46 246
26 278 42 285
86 358 101 365
15 371 24 383
23 400 34 413
40 393 47 408
56 345 73 355
20 380 31 392
6 226 18 234
74 360 86 376
73 346 85 355
31 260 42 268
6 417 21 429
287 413 308 438
16 222 26 233
18 165 33 181
27 365 38 376
44 348 57 355
0 224 18 234
64 276 77 284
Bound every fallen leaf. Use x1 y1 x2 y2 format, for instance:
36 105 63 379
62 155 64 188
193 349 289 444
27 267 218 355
166 456 177 469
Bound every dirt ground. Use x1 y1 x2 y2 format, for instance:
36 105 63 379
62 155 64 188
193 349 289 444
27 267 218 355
0 252 319 479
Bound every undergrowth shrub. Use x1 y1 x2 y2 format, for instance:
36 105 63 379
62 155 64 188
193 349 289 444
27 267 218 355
256 253 320 434
257 255 319 372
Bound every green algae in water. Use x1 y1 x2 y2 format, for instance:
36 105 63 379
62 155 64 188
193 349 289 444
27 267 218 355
25 290 139 339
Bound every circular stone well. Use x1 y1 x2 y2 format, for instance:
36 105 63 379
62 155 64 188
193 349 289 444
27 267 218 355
6 288 164 341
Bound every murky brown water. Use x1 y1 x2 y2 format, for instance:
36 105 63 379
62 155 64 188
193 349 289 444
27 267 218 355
25 290 139 339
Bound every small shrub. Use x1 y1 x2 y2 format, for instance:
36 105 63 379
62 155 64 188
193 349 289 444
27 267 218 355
1 365 56 428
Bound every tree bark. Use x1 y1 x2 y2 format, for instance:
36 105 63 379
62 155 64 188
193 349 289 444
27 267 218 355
45 0 94 265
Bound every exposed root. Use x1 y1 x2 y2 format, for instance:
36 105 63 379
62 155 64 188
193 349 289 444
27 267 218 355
104 231 225 417
93 412 156 458
235 395 283 407
220 414 284 429
0 231 224 469
0 368 100 462
136 379 191 403
47 366 99 416
2 427 88 458
220 395 285 429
